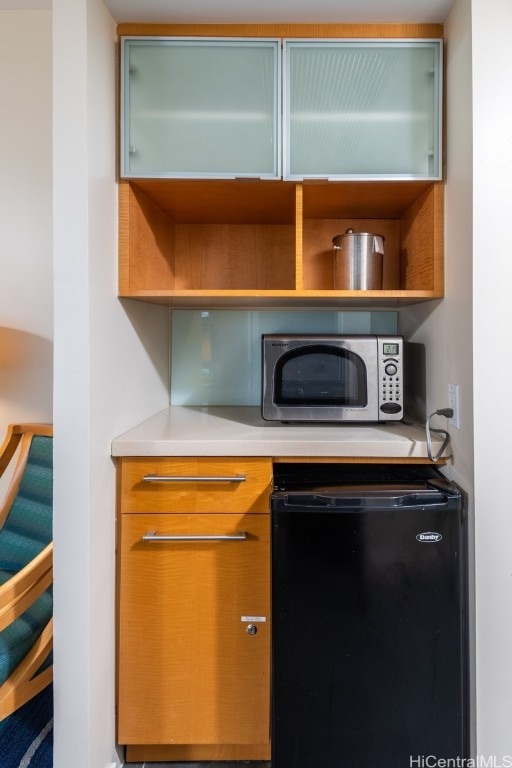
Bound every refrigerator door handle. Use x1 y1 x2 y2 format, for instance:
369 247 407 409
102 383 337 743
281 491 449 510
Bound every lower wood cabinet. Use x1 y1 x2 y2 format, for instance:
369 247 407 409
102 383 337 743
116 457 272 762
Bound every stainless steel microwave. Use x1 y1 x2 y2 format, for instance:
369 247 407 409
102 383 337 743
262 334 404 422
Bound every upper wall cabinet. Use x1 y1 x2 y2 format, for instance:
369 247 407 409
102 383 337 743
121 37 281 179
120 35 442 182
117 25 445 308
283 39 443 181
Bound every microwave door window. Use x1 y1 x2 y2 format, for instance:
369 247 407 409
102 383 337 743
275 346 368 407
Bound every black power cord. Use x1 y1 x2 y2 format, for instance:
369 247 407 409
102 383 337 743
425 407 454 462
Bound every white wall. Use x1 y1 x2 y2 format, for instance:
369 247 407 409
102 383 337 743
402 0 512 757
400 0 474 492
0 11 53 436
400 0 476 748
471 0 512 759
52 0 170 765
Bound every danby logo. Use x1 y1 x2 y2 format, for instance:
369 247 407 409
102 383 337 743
416 532 443 543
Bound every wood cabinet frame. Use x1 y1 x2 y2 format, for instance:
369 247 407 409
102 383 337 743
116 457 273 763
119 178 444 307
117 23 445 309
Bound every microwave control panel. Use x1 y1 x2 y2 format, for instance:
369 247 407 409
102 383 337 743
378 338 403 417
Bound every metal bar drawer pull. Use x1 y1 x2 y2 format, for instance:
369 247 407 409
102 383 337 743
142 530 248 542
143 474 246 483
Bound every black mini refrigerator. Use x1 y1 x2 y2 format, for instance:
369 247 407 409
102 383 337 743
271 464 468 768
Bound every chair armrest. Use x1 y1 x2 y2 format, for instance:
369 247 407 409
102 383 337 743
0 424 53 532
0 426 22 478
0 543 53 632
0 424 52 478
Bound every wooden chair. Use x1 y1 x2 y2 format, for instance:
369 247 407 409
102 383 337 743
0 423 53 720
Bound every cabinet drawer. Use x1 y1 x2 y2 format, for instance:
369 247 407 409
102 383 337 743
118 457 272 513
118 512 270 746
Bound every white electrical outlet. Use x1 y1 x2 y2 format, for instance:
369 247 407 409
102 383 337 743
448 384 461 429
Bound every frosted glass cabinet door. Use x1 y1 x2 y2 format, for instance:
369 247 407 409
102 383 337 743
121 37 281 179
283 40 442 180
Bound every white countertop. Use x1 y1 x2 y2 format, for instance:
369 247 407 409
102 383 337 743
111 406 445 460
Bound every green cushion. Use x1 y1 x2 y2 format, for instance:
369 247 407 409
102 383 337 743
0 570 52 686
0 436 53 572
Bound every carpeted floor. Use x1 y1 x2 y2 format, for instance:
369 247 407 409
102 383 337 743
0 684 53 768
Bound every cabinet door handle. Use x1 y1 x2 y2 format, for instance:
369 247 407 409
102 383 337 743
142 530 248 542
142 474 246 483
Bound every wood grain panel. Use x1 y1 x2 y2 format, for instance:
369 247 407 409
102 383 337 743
432 183 445 294
400 184 444 292
118 512 270 746
119 182 177 291
117 23 444 40
128 179 296 225
302 180 436 219
118 182 131 295
173 223 295 290
116 289 442 308
119 457 272 513
295 183 304 290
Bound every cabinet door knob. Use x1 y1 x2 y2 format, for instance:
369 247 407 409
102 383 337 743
246 624 258 636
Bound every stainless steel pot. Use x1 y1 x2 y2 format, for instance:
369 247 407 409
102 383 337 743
332 228 384 290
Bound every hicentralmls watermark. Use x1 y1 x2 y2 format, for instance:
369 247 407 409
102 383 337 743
410 757 512 768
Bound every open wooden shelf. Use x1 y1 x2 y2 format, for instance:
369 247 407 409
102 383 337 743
118 178 444 308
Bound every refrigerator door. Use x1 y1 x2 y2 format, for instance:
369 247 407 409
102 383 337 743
271 486 467 768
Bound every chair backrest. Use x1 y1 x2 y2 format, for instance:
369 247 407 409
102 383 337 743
0 432 53 573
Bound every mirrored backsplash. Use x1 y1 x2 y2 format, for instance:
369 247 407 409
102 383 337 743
171 310 398 406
